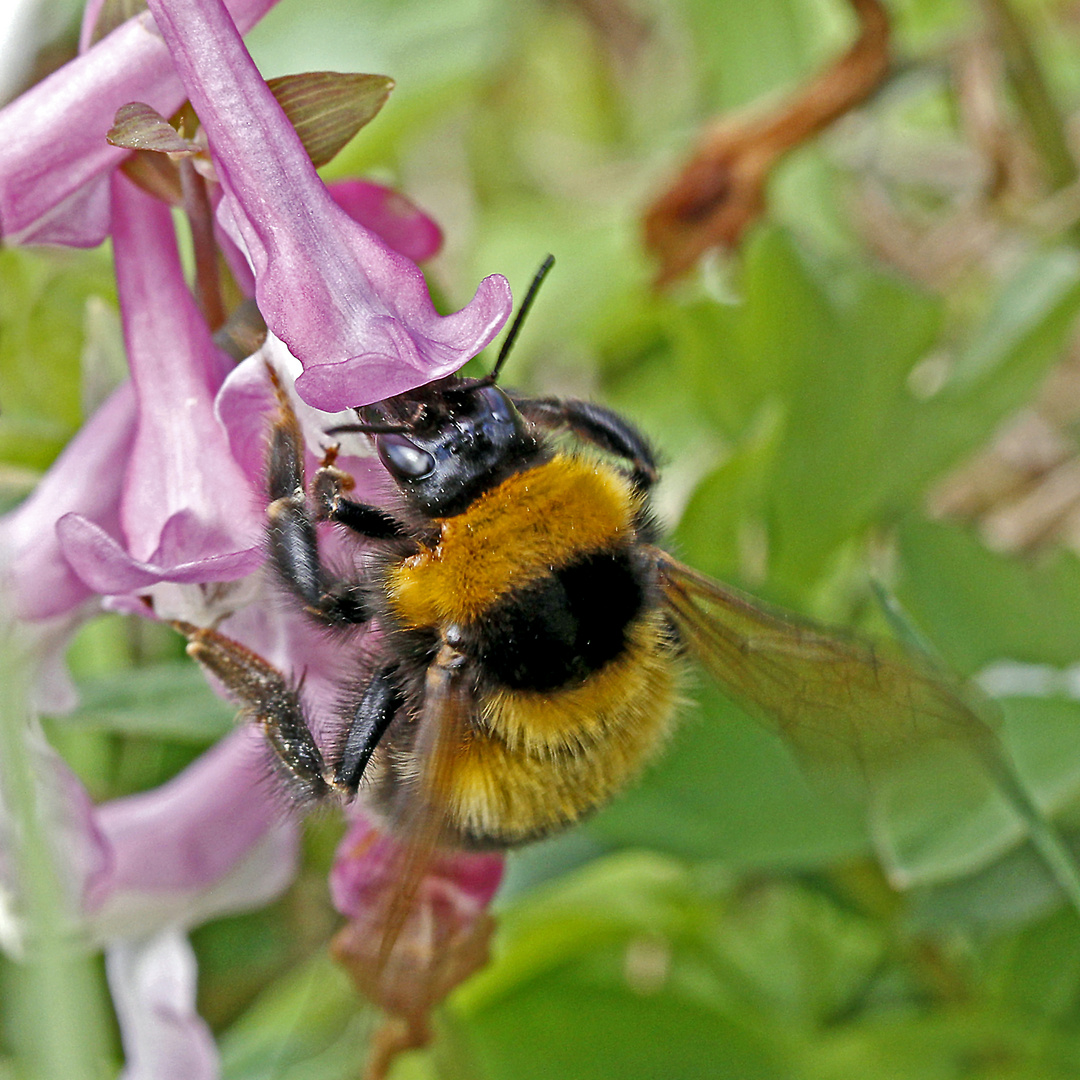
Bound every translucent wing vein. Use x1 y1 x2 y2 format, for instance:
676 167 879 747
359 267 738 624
653 550 994 783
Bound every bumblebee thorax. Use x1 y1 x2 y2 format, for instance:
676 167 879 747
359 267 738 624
386 454 640 628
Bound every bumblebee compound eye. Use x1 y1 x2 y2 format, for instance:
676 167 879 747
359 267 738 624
376 433 436 480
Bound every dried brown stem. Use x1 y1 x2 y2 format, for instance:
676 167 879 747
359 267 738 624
644 0 890 287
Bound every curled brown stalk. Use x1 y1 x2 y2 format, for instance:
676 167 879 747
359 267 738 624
643 0 890 287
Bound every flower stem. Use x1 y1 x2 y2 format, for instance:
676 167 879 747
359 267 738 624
982 747 1080 917
0 622 110 1080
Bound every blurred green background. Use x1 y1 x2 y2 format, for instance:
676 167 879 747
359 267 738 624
11 0 1080 1075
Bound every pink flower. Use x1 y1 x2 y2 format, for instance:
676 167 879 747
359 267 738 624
1 0 514 1073
107 931 220 1080
0 0 280 246
328 179 444 264
142 0 513 410
56 175 264 614
329 818 504 1063
0 383 136 624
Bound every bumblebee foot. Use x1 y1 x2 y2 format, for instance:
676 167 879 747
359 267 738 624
317 442 348 473
311 462 358 521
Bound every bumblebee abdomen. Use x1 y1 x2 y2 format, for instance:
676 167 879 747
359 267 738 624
377 451 675 848
475 547 646 691
444 608 682 847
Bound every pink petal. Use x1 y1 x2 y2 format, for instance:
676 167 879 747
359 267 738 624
110 174 262 572
0 736 113 956
215 344 390 495
0 0 280 247
56 513 264 593
90 729 296 926
144 0 513 411
0 382 136 620
87 601 352 938
79 0 110 52
330 815 504 922
20 615 87 715
328 816 504 1027
328 179 443 263
106 931 219 1080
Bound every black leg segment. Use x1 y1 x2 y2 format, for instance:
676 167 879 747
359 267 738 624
266 493 372 626
263 371 406 627
310 467 405 539
334 665 403 793
513 395 659 491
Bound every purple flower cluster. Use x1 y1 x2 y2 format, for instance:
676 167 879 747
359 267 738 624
0 0 510 1073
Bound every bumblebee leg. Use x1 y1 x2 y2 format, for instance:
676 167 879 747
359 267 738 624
265 394 403 627
513 395 659 492
334 666 403 793
310 463 405 540
174 621 333 802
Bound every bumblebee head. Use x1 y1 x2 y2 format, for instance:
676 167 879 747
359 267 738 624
354 379 539 517
328 256 556 517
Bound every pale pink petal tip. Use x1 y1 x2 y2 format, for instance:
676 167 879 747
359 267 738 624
106 931 219 1080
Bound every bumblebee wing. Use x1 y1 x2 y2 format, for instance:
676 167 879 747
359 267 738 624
332 645 497 1069
371 643 473 970
652 549 993 782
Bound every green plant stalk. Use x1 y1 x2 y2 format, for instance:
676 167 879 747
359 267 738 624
980 747 1080 916
981 0 1078 194
873 582 1080 919
0 623 109 1080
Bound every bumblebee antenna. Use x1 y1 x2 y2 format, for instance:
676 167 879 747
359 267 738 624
484 254 555 385
325 421 415 436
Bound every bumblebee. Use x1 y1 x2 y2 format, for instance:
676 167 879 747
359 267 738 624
177 259 979 855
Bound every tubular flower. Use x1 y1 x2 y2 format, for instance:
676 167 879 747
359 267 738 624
1 0 513 1073
0 0 281 247
142 0 513 410
329 818 505 1067
55 174 264 619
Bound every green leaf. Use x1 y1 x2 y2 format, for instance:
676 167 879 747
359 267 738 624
666 230 1080 602
870 740 1018 888
871 693 1080 893
457 853 787 1080
219 953 369 1080
0 248 115 472
1003 695 1080 816
903 695 1080 925
58 662 236 742
896 517 1080 674
951 250 1080 390
704 880 884 1027
268 72 395 168
912 837 1070 929
466 986 781 1080
982 907 1080 1020
675 399 784 582
805 1008 1079 1080
106 102 198 154
686 0 838 110
468 853 706 1004
588 682 868 869
662 228 947 592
